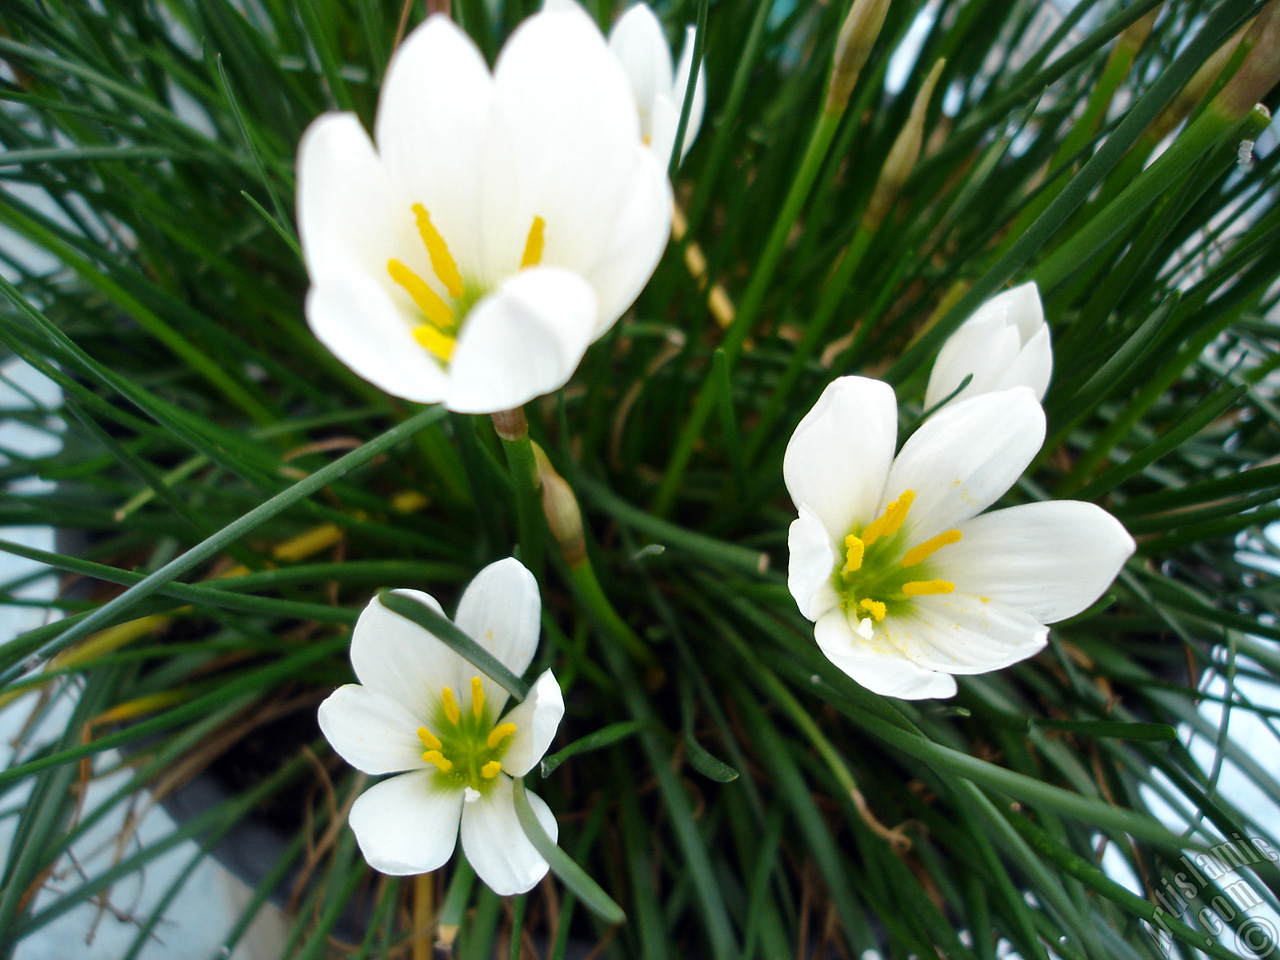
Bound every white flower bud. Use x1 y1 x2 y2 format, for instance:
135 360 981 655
924 282 1052 411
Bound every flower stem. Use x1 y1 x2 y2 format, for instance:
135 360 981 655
742 221 876 465
412 873 433 960
652 107 846 517
564 555 661 675
723 628 912 851
492 408 544 583
435 860 474 953
508 893 526 960
511 435 661 675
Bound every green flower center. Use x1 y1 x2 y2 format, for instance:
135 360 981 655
833 489 962 628
417 675 516 793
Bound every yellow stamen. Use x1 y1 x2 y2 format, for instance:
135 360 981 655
423 749 453 773
487 722 517 749
862 490 915 545
388 258 454 332
417 726 442 750
441 686 460 724
520 216 546 269
859 598 887 621
843 535 865 574
900 529 962 568
860 491 921 545
480 760 502 779
471 676 485 719
412 204 464 298
411 323 456 363
902 579 955 596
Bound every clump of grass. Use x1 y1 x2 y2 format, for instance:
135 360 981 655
1 0 1278 957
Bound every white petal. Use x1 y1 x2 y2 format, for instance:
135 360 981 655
349 770 463 876
297 112 400 280
375 16 519 281
934 500 1135 624
924 317 1019 409
814 609 957 700
924 282 1049 408
997 323 1053 401
497 670 565 776
784 376 897 539
648 94 680 171
578 146 672 334
460 776 556 895
671 25 707 159
350 589 465 712
452 558 543 716
609 4 674 136
787 504 840 621
318 685 426 775
306 273 448 404
993 281 1045 344
885 387 1044 541
881 596 1048 675
445 266 597 414
495 7 644 274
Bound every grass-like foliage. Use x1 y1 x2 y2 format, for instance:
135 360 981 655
1 0 1279 957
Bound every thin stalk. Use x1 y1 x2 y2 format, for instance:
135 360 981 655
494 409 545 583
413 873 434 960
743 222 875 463
1033 103 1264 290
883 0 1264 383
652 107 846 515
0 405 446 686
563 558 659 674
667 0 708 180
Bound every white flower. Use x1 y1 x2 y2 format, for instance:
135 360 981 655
608 3 707 163
317 558 565 893
785 376 1134 700
297 9 672 414
924 282 1053 411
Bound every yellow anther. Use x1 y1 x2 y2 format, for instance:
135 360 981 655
487 722 517 749
411 323 456 363
862 490 915 545
441 687 460 724
859 598 887 621
480 760 502 779
520 216 546 269
902 579 955 597
900 529 962 568
412 204 464 298
416 726 442 750
843 535 865 574
388 258 455 332
423 750 453 773
471 676 485 719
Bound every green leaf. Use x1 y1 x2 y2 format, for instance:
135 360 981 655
684 727 740 782
377 590 530 702
511 778 625 926
0 405 446 685
539 721 644 777
1030 719 1177 741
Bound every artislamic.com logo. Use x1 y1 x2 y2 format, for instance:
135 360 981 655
1144 834 1278 958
